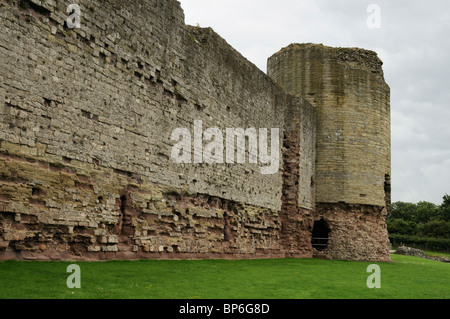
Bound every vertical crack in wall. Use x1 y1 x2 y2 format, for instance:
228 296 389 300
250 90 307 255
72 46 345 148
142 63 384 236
119 195 127 236
279 118 305 256
223 211 232 242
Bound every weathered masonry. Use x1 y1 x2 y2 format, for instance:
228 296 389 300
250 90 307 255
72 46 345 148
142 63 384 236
0 0 391 262
268 44 391 261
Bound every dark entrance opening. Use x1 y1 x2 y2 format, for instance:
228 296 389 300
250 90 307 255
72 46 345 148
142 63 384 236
311 219 331 251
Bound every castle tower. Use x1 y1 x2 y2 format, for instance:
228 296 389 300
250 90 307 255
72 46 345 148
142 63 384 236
268 44 391 261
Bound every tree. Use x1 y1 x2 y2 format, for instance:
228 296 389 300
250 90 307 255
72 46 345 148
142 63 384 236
387 219 418 236
415 201 439 223
388 202 417 221
389 201 440 223
439 194 450 222
420 220 450 239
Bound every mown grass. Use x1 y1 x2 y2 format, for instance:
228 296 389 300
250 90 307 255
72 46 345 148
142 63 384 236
0 255 448 299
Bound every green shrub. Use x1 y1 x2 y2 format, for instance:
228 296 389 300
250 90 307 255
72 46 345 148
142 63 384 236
419 220 450 238
387 219 419 235
390 234 450 252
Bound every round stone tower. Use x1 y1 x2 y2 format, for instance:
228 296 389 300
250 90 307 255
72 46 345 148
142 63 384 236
268 43 391 261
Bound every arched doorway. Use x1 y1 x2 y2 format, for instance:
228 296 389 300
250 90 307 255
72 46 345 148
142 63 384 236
311 219 330 251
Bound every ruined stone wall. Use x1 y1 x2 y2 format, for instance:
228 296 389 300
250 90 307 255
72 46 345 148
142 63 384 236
314 204 390 261
0 0 316 260
268 43 391 261
279 95 315 258
268 43 390 206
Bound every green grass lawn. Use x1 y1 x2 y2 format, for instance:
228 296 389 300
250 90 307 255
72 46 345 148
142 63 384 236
0 255 448 299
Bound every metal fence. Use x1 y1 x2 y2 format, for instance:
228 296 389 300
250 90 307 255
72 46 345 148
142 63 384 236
311 237 329 251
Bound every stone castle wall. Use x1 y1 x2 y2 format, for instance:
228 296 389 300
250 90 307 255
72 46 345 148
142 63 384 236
268 43 391 207
0 0 315 260
268 44 391 261
0 0 390 261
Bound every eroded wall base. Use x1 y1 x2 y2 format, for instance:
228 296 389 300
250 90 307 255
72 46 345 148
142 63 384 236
0 141 391 262
314 203 391 262
0 141 290 261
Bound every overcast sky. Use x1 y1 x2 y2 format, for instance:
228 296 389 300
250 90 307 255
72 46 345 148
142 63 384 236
180 0 450 205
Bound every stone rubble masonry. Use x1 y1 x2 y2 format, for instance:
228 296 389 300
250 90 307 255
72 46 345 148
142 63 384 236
268 44 391 262
0 0 390 261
